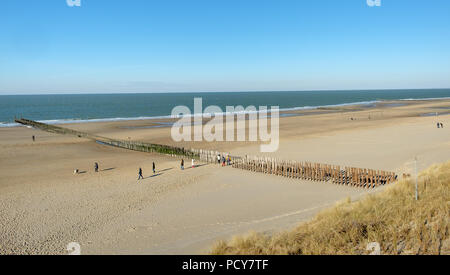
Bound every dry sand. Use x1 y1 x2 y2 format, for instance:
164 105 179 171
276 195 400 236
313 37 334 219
0 99 449 254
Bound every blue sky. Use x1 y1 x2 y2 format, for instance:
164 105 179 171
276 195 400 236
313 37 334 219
0 0 449 94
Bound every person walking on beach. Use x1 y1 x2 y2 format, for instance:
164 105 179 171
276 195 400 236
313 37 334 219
191 159 195 168
138 168 143 180
94 162 99 173
440 122 444 128
217 154 221 164
181 159 184 170
437 122 441 128
32 135 35 142
152 162 156 174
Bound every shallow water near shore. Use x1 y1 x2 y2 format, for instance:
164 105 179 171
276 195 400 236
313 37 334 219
1 89 450 126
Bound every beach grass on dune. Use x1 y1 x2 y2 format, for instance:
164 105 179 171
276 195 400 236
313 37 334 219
211 162 450 255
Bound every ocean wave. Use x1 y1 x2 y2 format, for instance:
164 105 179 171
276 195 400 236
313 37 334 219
1 96 449 128
397 96 450 101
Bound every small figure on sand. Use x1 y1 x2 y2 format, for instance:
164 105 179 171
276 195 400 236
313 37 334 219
153 162 156 174
222 156 226 167
191 159 195 168
181 159 184 170
217 154 221 164
32 135 35 142
138 168 144 180
437 122 441 128
73 169 79 175
94 162 99 173
440 122 444 128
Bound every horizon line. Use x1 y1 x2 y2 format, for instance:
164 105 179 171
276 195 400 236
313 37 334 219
1 87 450 96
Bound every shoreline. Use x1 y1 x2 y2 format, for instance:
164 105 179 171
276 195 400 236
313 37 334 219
2 97 450 128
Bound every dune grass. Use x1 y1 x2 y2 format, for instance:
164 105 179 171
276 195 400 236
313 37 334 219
211 162 450 255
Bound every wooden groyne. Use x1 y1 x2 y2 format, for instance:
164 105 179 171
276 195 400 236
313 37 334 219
16 118 98 139
97 139 199 158
16 118 397 188
15 118 199 159
15 118 242 161
194 149 241 164
233 156 397 189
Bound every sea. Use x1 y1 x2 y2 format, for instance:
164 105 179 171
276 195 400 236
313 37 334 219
1 89 450 127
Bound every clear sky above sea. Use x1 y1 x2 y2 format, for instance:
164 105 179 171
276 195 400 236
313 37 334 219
0 0 449 94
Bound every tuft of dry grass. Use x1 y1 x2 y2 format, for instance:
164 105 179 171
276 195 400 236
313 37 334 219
211 162 450 255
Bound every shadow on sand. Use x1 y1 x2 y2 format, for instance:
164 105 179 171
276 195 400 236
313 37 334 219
185 163 209 170
158 167 173 173
143 173 163 179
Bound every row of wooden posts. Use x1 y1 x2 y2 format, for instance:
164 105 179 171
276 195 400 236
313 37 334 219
15 118 199 159
99 140 199 158
193 149 241 163
15 118 398 188
15 118 94 139
232 156 397 188
15 119 230 160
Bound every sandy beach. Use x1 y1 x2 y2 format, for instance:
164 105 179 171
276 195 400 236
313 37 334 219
1 99 449 255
